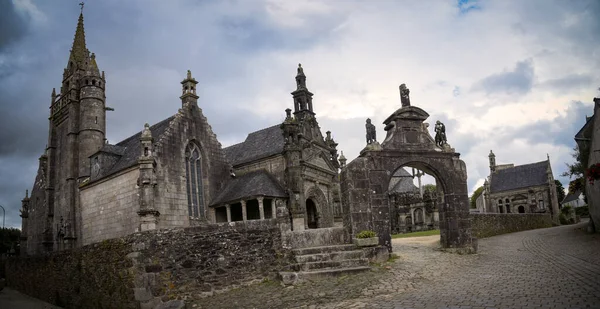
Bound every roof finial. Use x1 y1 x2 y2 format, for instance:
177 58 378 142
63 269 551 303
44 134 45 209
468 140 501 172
187 69 192 80
79 2 85 14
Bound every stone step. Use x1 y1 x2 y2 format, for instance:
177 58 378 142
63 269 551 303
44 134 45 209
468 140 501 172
292 244 357 256
279 266 372 285
292 258 369 272
294 250 364 264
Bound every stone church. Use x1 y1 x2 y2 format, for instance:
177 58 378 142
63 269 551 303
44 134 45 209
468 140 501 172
19 11 342 255
476 150 560 218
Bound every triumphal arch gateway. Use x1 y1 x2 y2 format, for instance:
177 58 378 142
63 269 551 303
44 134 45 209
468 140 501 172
340 85 477 253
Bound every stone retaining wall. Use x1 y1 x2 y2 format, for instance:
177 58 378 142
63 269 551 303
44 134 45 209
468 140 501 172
5 219 289 309
470 213 552 238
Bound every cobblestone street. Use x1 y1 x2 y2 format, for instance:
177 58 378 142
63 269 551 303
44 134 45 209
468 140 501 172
191 221 600 309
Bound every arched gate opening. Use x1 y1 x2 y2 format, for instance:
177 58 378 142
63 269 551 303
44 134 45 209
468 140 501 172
340 85 476 253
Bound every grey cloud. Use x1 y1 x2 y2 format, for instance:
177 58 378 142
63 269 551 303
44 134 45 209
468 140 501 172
0 1 30 52
540 74 594 93
473 59 534 96
501 100 590 148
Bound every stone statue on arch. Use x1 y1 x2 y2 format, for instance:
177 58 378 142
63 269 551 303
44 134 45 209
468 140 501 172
366 118 376 144
434 120 447 148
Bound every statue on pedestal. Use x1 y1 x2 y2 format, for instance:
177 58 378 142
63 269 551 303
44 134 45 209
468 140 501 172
366 118 376 144
400 84 411 107
434 120 447 147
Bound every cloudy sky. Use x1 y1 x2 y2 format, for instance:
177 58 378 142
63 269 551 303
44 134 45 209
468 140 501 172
1 0 599 228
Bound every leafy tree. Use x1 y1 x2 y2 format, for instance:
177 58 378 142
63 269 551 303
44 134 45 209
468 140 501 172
0 227 20 256
423 184 436 193
561 144 589 179
470 186 484 209
555 180 565 204
562 144 590 203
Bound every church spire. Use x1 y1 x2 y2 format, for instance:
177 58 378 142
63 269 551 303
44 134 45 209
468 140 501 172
68 5 88 66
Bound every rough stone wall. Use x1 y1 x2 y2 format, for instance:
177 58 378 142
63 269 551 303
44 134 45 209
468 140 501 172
6 220 288 309
153 104 231 227
234 155 286 184
24 160 48 256
585 100 600 232
6 239 136 309
53 121 72 242
80 168 140 245
470 213 552 238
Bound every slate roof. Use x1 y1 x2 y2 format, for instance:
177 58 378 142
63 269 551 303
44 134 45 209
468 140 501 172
93 116 175 181
210 169 288 206
223 124 285 166
96 144 126 156
490 161 549 193
575 116 593 141
389 168 418 193
562 190 582 204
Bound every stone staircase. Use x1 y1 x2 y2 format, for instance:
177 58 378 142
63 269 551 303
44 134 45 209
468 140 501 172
279 243 371 285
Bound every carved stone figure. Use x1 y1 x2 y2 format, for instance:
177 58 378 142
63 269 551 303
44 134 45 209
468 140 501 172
434 120 447 147
366 118 376 144
400 84 411 107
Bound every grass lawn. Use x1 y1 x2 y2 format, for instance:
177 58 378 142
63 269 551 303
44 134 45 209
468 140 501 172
392 229 440 239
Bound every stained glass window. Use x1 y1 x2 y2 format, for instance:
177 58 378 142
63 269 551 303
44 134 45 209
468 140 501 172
185 143 204 218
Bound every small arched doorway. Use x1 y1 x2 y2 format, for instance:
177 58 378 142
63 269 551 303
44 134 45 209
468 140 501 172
306 198 319 229
518 206 525 213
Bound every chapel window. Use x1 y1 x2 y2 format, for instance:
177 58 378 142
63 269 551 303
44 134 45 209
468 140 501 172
538 200 545 210
185 142 205 218
505 198 511 213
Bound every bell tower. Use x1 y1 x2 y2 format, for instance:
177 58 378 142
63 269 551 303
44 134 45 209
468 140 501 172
291 64 314 119
45 4 106 250
180 70 199 107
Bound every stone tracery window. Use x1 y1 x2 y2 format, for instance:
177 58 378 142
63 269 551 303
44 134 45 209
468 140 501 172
185 142 204 218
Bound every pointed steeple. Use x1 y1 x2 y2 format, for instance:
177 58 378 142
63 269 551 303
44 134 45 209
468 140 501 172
69 11 88 66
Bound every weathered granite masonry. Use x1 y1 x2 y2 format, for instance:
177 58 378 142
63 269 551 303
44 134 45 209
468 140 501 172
341 101 475 254
470 213 552 238
6 220 289 309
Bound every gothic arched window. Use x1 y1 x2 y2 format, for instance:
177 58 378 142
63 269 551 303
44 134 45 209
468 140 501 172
185 143 204 218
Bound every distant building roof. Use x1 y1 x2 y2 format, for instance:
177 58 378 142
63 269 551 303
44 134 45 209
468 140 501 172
561 190 582 204
490 160 549 193
210 169 287 206
575 115 594 142
223 124 285 166
389 168 418 193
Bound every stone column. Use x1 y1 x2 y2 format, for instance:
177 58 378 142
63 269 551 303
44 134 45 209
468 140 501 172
271 199 277 219
433 209 440 229
20 190 30 256
241 200 247 221
208 207 216 223
399 214 406 233
226 204 231 222
411 207 415 226
258 197 265 220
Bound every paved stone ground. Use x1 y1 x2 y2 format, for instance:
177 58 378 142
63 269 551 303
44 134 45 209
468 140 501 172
191 221 600 309
0 288 62 309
